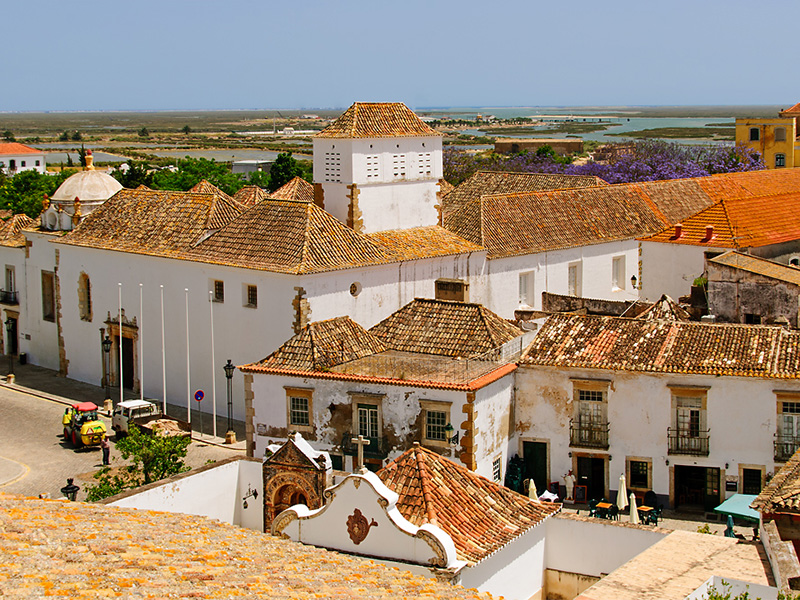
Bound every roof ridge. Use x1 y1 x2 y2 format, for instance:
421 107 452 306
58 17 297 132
717 198 741 249
632 183 671 227
414 446 439 525
297 203 315 273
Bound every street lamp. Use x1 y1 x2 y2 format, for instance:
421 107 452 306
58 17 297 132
224 359 236 443
102 335 113 403
4 318 13 378
60 478 80 501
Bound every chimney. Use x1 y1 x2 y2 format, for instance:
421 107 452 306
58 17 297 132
702 225 714 243
673 224 683 240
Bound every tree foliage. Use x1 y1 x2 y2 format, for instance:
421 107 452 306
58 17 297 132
85 426 190 501
0 169 75 217
267 152 312 191
2 131 15 141
443 140 765 186
111 160 153 189
151 157 246 196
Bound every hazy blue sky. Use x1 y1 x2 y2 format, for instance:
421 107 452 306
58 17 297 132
5 0 800 111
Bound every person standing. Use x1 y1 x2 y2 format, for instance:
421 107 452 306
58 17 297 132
101 435 111 466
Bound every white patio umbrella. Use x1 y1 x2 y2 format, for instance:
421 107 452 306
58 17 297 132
617 474 629 510
629 492 639 524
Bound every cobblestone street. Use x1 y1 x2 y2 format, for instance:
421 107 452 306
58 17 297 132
0 374 245 502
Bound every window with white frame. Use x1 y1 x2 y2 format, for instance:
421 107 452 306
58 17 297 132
572 379 610 447
519 271 535 307
493 456 502 481
668 386 709 455
419 400 452 446
568 262 582 297
350 393 383 442
612 256 625 291
285 387 313 433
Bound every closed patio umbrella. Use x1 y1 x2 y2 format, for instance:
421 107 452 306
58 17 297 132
527 479 541 503
617 474 629 510
629 492 639 524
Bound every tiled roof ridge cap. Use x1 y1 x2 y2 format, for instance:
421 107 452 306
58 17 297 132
550 311 799 330
411 296 485 308
414 446 439 525
296 202 314 271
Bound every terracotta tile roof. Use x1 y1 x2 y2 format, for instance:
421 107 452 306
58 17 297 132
370 298 523 358
631 178 716 225
439 179 455 199
699 169 800 201
378 445 560 565
752 448 800 514
0 493 488 599
709 251 800 287
780 103 800 116
367 226 484 259
190 199 397 274
447 186 669 258
521 313 800 378
249 316 387 371
442 170 608 223
57 187 244 256
0 214 36 248
268 176 314 203
188 180 246 229
240 299 523 388
0 142 41 155
315 102 441 139
636 295 690 322
641 192 800 248
232 184 269 206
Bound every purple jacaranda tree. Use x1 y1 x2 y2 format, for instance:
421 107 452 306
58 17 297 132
443 140 765 186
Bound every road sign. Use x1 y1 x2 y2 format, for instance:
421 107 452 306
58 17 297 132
194 390 204 402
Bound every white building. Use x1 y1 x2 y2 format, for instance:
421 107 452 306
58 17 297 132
0 142 45 176
241 298 528 475
515 305 800 509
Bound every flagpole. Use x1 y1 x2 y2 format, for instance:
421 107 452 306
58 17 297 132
209 290 217 439
185 288 191 426
160 284 166 415
118 283 123 407
139 283 144 402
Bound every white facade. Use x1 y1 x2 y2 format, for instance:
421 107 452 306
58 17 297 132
249 368 517 479
486 239 640 315
640 241 714 302
0 150 45 176
313 136 443 232
515 364 799 507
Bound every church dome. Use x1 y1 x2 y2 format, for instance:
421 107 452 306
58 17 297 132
51 169 122 203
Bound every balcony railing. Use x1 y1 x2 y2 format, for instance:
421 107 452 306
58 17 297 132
774 435 800 462
341 432 390 460
0 290 18 305
667 427 710 456
569 419 609 449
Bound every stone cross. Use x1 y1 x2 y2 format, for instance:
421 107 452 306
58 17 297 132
351 434 371 473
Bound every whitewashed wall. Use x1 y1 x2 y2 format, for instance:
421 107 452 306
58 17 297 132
20 231 60 370
0 152 45 175
250 372 467 467
303 251 485 330
313 136 442 232
0 245 27 354
484 239 640 319
109 458 263 531
473 373 517 479
458 521 548 600
639 241 711 302
545 515 666 577
516 365 799 502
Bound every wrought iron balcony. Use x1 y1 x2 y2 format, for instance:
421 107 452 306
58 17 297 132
667 427 710 456
569 419 609 449
341 432 390 460
774 435 800 462
0 290 18 305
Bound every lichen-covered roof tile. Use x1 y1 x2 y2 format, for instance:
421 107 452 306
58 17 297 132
315 102 440 138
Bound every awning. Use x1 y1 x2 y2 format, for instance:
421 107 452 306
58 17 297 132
714 494 760 523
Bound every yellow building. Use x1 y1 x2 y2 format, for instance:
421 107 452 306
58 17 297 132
735 103 800 169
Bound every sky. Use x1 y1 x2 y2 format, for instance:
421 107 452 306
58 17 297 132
5 0 800 112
